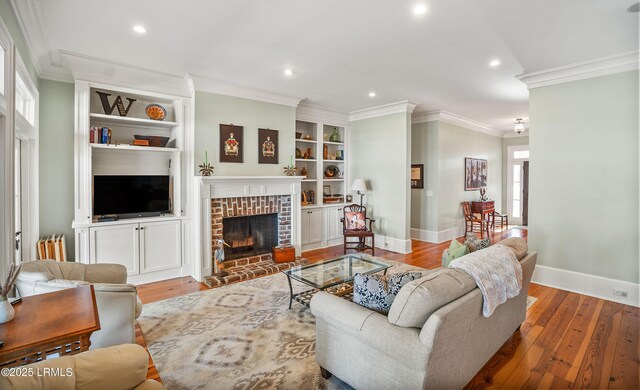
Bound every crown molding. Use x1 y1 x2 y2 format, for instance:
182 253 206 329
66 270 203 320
296 102 349 126
413 110 505 138
9 0 73 82
349 100 418 122
191 75 304 107
61 51 192 97
517 51 639 89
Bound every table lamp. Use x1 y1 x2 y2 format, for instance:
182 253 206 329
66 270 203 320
351 179 367 206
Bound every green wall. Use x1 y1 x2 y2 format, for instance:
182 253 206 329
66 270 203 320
410 120 503 234
38 79 75 259
410 120 439 231
0 0 38 86
502 136 529 213
194 91 296 175
529 70 639 283
349 112 411 243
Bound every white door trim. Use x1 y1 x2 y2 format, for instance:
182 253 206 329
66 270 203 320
507 145 530 226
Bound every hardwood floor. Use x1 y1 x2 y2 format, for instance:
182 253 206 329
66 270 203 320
135 228 639 389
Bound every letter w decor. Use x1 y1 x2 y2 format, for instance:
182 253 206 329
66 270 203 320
95 91 137 116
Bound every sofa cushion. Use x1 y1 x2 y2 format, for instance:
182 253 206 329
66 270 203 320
496 237 528 259
463 233 491 253
353 272 423 313
443 239 468 267
388 268 477 328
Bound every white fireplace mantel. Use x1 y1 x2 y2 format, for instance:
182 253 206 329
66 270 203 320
192 176 304 281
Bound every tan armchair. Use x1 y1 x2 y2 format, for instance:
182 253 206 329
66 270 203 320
15 260 143 349
0 344 165 390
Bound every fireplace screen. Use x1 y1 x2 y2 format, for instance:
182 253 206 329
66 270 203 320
222 213 279 260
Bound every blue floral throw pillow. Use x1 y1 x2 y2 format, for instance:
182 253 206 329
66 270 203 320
353 272 423 313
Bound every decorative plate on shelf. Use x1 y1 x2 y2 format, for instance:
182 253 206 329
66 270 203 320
324 165 340 178
145 104 167 121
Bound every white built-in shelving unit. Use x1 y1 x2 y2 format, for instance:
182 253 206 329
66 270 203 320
72 81 191 284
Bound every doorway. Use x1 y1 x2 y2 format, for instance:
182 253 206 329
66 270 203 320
14 137 21 262
507 146 530 226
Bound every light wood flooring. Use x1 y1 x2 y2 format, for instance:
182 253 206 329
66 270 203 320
135 228 639 389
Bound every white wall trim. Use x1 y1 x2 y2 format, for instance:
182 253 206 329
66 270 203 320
374 234 412 254
532 265 640 307
61 51 193 97
412 109 506 138
9 0 72 82
349 100 418 122
296 102 349 126
191 74 304 107
410 227 463 244
517 51 640 89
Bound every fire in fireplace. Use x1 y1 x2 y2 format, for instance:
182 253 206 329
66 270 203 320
222 213 279 261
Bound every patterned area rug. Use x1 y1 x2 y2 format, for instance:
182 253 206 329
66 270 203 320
138 262 537 389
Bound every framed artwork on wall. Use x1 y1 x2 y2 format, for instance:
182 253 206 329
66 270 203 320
258 128 278 164
464 157 487 190
411 164 424 189
219 124 243 163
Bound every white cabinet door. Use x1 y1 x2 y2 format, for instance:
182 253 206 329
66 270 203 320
307 209 323 244
326 206 344 241
89 223 139 275
140 220 182 273
300 211 311 245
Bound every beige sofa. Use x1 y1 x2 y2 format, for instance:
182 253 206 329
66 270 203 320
15 260 142 349
0 344 165 390
311 242 536 389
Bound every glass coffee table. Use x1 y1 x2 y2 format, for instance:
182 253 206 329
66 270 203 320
282 253 391 309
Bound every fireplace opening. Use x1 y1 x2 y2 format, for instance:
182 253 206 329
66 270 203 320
222 213 278 261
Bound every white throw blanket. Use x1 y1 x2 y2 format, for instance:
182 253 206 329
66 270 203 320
448 244 522 317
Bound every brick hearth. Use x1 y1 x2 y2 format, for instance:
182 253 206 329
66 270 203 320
208 195 296 286
204 254 308 288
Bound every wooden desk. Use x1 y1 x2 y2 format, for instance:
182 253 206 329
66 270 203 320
471 200 495 227
0 285 100 367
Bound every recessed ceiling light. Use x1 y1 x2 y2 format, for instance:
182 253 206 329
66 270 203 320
284 68 293 76
368 92 376 97
489 59 501 67
133 25 146 34
413 4 428 15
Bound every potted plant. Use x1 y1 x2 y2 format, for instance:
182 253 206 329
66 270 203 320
0 263 21 324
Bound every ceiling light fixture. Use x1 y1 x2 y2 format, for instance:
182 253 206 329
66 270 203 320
133 25 146 34
284 68 293 76
514 118 526 134
368 92 376 97
413 3 427 15
489 59 501 67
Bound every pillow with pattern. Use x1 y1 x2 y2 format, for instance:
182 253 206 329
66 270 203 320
463 233 491 253
353 272 423 313
345 211 366 231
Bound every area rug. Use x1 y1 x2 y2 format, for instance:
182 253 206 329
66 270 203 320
138 262 538 389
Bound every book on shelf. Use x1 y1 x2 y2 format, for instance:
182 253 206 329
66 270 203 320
37 234 67 262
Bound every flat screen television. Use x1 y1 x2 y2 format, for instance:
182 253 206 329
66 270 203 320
94 175 170 217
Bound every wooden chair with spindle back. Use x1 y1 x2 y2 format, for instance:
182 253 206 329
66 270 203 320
462 201 490 239
341 204 376 255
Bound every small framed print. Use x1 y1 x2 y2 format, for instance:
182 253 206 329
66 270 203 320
411 164 424 189
323 185 331 197
258 128 278 164
346 194 353 203
220 124 243 163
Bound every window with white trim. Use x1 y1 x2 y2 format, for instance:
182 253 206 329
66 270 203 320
15 72 34 125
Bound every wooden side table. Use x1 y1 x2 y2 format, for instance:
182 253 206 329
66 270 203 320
471 200 495 229
0 285 101 367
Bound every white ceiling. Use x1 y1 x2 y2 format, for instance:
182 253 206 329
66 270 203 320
15 0 640 130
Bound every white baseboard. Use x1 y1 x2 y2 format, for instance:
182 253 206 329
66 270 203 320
532 265 640 307
410 227 463 244
374 235 412 254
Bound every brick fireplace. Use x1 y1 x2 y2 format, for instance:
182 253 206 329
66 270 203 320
211 195 292 262
195 176 303 282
